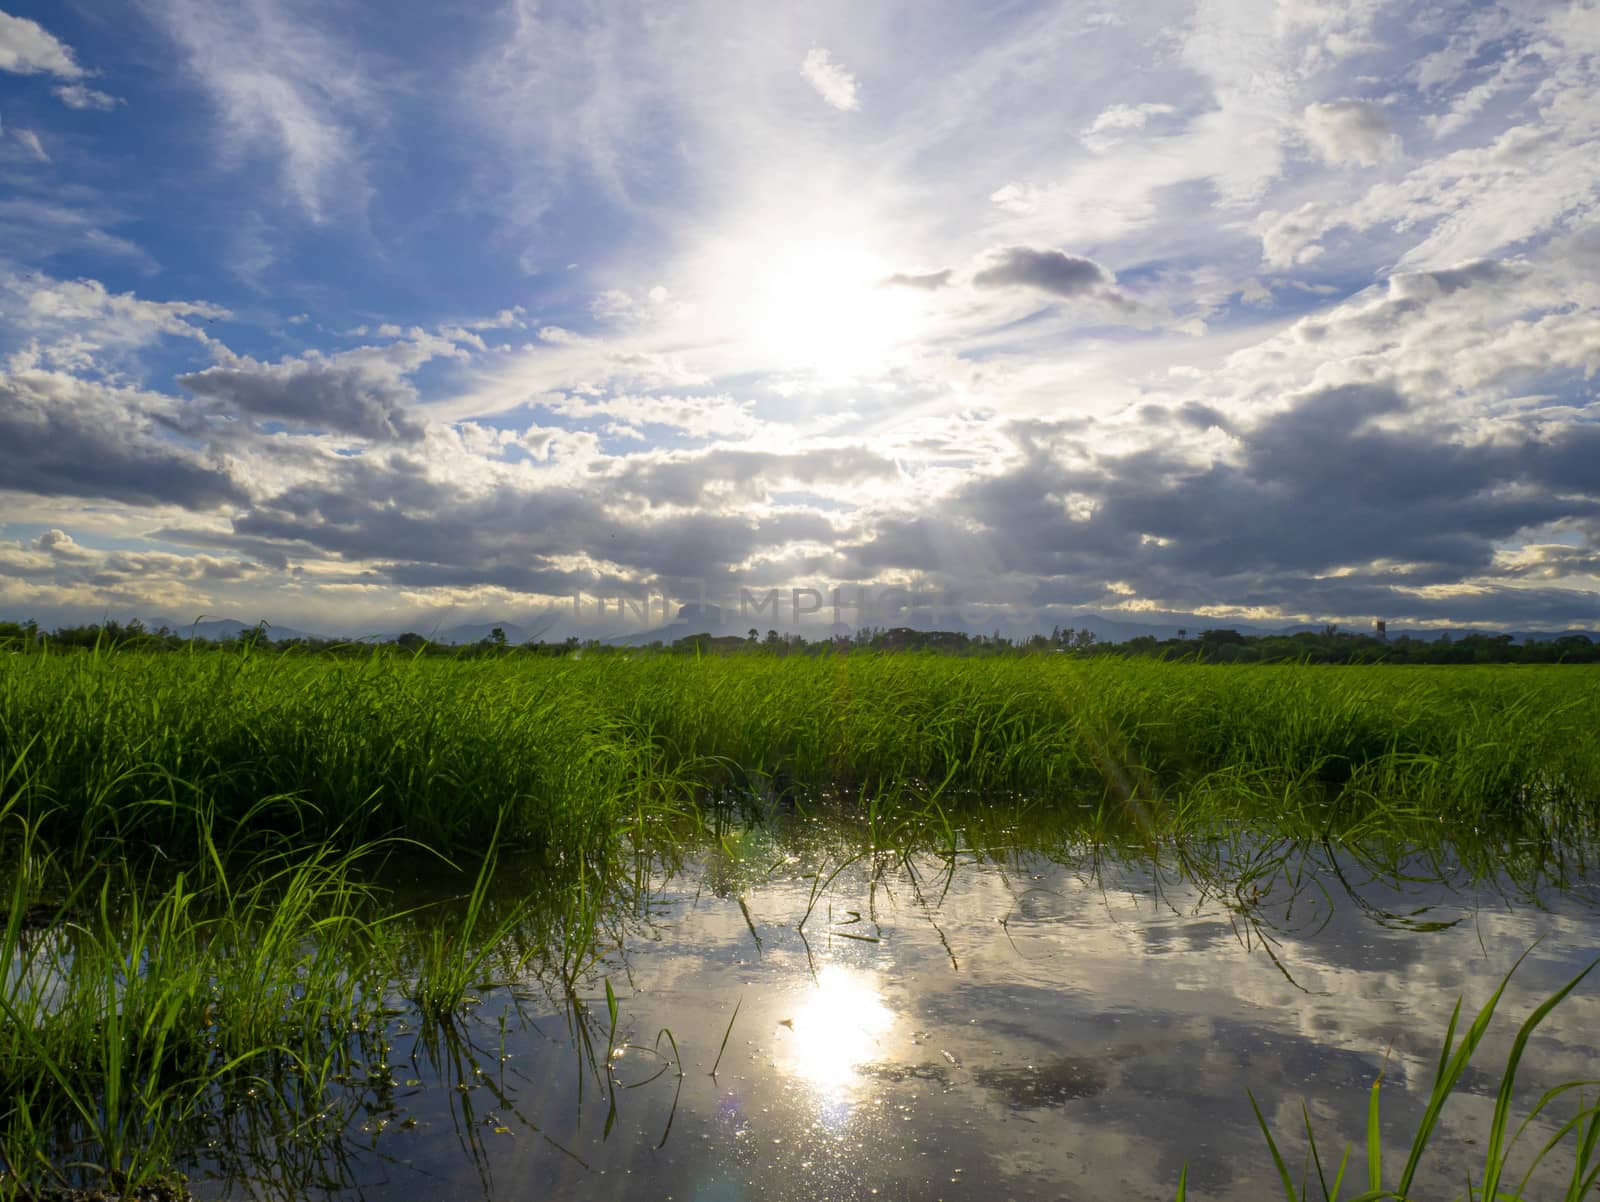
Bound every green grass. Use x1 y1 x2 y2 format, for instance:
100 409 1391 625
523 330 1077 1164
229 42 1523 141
1 648 1598 1196
1232 952 1600 1202
2 650 1596 862
0 821 395 1196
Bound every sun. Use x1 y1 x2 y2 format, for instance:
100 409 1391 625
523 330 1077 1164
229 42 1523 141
744 239 922 380
695 209 931 383
777 965 896 1095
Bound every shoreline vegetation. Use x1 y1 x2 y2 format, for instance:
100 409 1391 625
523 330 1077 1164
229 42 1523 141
3 649 1599 1198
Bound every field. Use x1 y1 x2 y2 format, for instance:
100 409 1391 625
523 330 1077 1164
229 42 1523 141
3 649 1599 1199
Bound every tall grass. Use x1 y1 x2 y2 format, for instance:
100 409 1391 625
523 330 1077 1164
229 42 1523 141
0 826 395 1195
1 651 1594 861
1 648 1596 1195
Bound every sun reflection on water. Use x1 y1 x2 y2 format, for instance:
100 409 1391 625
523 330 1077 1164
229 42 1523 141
779 966 896 1098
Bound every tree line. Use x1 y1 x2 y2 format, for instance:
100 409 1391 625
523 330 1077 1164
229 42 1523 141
2 618 1597 664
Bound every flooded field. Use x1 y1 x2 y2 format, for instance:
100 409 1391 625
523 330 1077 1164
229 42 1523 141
6 653 1600 1199
176 817 1600 1202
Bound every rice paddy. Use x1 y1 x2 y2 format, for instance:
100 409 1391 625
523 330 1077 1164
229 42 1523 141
2 648 1598 1199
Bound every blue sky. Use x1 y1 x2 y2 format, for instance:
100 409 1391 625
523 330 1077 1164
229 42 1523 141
1 0 1598 635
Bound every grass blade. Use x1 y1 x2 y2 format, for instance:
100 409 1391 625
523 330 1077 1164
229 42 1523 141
1480 958 1599 1201
711 992 743 1078
1250 1089 1301 1202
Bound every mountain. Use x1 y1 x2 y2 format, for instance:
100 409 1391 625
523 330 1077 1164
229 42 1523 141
143 616 324 642
403 617 561 646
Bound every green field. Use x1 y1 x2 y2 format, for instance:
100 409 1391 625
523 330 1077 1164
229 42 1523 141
5 650 1599 855
3 650 1599 1198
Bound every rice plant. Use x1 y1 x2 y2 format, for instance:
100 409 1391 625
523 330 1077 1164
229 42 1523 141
0 648 1596 1195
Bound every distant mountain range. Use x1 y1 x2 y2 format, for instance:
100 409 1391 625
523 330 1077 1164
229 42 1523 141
140 615 562 646
143 617 325 643
581 606 1600 647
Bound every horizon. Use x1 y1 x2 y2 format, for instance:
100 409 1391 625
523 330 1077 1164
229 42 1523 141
13 601 1599 646
3 1 1599 633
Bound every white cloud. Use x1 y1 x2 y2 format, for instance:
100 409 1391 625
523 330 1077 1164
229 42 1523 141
1 272 226 376
1082 102 1176 150
137 0 377 221
0 10 84 78
1303 99 1399 166
1256 202 1330 269
53 83 121 110
800 47 860 112
11 127 48 161
544 391 759 440
1251 5 1600 272
989 182 1041 215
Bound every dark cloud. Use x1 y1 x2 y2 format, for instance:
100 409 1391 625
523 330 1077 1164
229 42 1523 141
0 374 245 509
229 446 848 593
972 247 1113 299
147 525 306 571
881 269 953 290
1176 402 1232 432
1386 259 1506 300
832 385 1600 626
178 357 426 442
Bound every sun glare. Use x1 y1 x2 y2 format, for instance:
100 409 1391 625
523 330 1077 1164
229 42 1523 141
697 212 929 382
778 965 896 1095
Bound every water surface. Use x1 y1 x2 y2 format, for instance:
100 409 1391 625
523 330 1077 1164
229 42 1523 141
196 819 1600 1202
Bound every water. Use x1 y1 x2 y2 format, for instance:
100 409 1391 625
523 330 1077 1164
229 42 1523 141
193 820 1600 1202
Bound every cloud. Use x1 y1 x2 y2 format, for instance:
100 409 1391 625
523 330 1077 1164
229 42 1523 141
1082 102 1176 150
0 10 85 78
11 127 48 161
800 47 860 111
1086 102 1176 137
7 5 1600 633
0 197 158 272
0 369 244 509
1256 202 1330 269
848 383 1600 626
972 247 1114 299
1 272 226 375
1302 99 1400 166
137 0 376 221
541 392 759 440
882 269 953 291
222 434 856 599
1260 7 1600 270
989 183 1041 215
53 83 121 110
176 335 463 443
610 446 897 509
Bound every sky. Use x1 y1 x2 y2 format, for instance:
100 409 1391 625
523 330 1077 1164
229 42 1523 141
1 0 1598 638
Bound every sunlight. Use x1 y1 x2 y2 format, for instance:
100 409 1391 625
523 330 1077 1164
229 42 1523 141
696 210 929 382
778 965 896 1096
